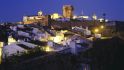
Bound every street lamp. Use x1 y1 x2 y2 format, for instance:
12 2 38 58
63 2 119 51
100 25 104 29
94 28 99 33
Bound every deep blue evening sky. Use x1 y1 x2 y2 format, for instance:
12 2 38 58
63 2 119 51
0 0 124 22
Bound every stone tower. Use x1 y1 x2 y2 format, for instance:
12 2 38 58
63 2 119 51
63 5 74 19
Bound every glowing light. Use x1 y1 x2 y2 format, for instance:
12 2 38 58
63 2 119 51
100 25 104 29
92 14 97 20
51 13 59 19
82 16 89 19
61 30 68 33
44 46 53 52
105 19 108 22
73 15 77 19
53 33 64 44
23 16 28 22
45 47 51 52
0 48 2 64
94 28 99 33
53 36 62 43
38 11 43 16
29 17 34 20
0 42 3 64
99 18 104 22
8 37 16 45
0 42 3 48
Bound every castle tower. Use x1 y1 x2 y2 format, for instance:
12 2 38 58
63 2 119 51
63 5 74 19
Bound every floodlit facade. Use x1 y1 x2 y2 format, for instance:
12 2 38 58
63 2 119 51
51 13 60 19
63 5 74 19
23 11 49 26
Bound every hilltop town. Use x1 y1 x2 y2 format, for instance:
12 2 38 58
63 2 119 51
0 5 124 70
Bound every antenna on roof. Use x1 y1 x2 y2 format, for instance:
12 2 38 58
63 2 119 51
81 10 83 16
